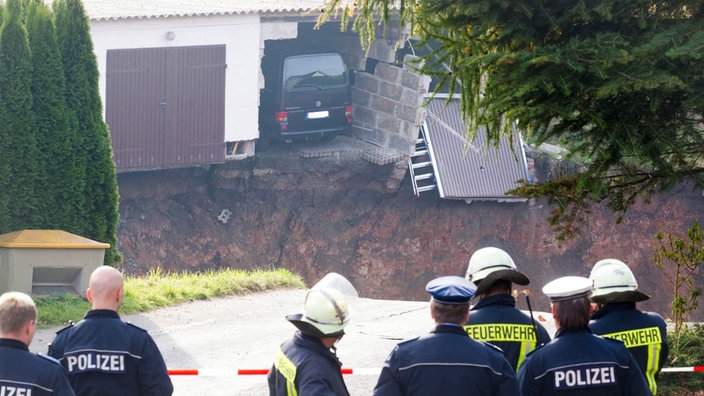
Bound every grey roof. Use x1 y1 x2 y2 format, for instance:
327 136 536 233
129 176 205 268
423 97 530 201
80 0 331 21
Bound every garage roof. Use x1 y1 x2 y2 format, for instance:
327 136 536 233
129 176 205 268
81 0 333 21
423 96 530 201
0 230 110 249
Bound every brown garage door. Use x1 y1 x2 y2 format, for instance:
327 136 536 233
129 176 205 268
106 45 226 171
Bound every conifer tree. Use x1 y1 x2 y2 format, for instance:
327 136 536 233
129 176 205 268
0 0 41 232
0 3 8 231
322 0 704 239
54 0 120 263
26 0 83 231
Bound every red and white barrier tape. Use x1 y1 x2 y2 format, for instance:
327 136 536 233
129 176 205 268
168 367 702 376
661 366 704 373
168 368 381 376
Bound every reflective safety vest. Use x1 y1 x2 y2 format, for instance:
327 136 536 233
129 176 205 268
517 328 652 396
465 294 552 371
274 350 298 396
267 332 349 396
590 302 669 395
465 323 539 369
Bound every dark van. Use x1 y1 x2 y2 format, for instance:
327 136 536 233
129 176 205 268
259 52 353 141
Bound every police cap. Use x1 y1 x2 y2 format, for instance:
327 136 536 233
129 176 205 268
426 276 477 305
542 276 592 302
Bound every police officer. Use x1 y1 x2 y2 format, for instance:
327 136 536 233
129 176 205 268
517 276 652 396
464 247 552 371
48 266 173 395
373 276 519 396
0 292 75 396
589 259 669 395
268 273 356 396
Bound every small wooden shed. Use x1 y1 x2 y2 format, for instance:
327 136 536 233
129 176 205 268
0 230 109 296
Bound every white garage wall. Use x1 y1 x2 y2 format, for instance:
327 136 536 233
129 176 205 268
89 14 261 142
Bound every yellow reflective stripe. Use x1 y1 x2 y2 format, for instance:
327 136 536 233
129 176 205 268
646 342 662 395
602 327 663 395
275 349 298 396
516 340 535 371
464 324 539 371
464 324 537 342
602 327 662 348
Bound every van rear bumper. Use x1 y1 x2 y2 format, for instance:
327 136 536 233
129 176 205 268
277 125 351 140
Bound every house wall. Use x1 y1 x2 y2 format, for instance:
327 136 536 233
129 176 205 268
89 14 262 142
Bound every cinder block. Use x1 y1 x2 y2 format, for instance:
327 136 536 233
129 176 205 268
352 87 372 108
372 96 397 115
375 62 401 83
354 72 380 94
379 81 403 101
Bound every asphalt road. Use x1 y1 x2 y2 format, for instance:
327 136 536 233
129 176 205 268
31 290 431 395
31 289 555 396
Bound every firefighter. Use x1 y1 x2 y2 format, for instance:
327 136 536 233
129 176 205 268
373 276 519 396
517 276 652 396
268 273 356 396
589 258 669 394
464 247 552 371
48 266 173 396
0 292 75 396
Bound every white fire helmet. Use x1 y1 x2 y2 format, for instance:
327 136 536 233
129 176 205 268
466 247 517 283
589 259 649 303
286 272 357 337
465 247 529 295
301 288 351 335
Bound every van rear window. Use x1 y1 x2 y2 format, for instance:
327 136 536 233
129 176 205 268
284 54 347 90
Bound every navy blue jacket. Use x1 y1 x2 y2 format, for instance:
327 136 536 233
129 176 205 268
0 338 75 396
590 302 669 394
465 294 552 371
517 328 652 396
373 324 519 396
48 310 173 396
268 331 349 396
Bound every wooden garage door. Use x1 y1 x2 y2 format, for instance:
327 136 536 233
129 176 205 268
106 45 226 171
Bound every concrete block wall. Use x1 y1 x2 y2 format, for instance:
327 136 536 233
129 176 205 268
352 55 431 155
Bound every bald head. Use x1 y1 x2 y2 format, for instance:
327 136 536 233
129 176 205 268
87 266 124 311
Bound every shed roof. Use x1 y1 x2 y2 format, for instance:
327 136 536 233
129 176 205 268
0 230 110 249
423 96 530 201
81 0 331 21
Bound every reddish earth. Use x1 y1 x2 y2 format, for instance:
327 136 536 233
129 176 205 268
115 140 704 321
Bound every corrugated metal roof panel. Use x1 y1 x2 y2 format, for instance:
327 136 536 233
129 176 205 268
80 0 331 21
424 97 529 200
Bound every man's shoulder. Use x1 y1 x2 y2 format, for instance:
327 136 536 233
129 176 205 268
125 321 149 333
36 353 63 366
54 321 76 335
395 336 421 348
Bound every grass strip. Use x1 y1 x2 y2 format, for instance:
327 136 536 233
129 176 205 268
34 268 305 329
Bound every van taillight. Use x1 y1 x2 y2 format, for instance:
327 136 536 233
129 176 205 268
276 111 288 130
276 111 288 123
345 104 353 123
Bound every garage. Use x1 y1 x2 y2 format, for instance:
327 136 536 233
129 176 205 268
106 45 226 171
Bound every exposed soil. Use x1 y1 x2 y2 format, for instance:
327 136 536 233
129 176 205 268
115 138 704 320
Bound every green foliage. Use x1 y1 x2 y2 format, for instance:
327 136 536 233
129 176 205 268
53 0 120 263
34 268 306 328
0 0 118 261
25 0 83 231
0 0 41 232
654 223 704 338
322 0 704 240
660 325 704 395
